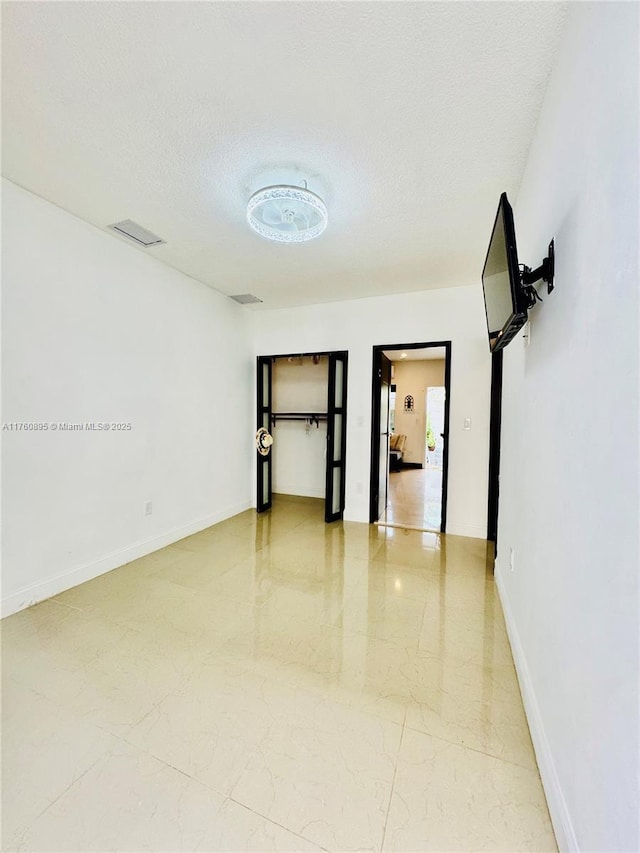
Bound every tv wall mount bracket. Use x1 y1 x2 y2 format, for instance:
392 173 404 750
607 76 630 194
520 239 555 308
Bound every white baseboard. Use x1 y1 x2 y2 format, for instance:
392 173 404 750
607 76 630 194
272 485 325 500
443 521 487 539
495 562 579 852
1 499 252 618
342 511 365 523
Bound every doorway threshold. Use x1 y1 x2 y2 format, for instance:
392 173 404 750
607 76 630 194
375 520 440 534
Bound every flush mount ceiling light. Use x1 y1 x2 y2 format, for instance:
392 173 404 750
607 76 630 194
247 184 328 243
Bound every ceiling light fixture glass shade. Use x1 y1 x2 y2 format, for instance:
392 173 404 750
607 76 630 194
247 185 328 243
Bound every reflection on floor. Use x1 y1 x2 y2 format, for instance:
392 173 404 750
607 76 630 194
2 496 556 852
383 465 443 530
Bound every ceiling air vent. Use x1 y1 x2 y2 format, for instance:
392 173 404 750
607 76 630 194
108 219 165 247
230 294 263 305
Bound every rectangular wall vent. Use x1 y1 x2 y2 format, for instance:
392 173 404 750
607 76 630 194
108 219 165 247
230 294 263 305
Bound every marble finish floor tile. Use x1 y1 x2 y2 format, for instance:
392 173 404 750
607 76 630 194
1 679 119 844
343 589 428 648
309 630 417 724
404 654 537 769
2 497 556 852
383 728 556 851
196 799 323 852
231 688 402 851
7 741 226 852
125 656 275 796
1 601 134 686
13 622 204 738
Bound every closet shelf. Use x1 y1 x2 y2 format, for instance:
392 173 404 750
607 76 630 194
271 412 328 428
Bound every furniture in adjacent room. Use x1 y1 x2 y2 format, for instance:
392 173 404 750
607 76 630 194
389 433 407 471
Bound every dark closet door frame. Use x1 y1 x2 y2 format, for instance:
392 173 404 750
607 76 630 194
369 341 452 531
256 356 273 513
369 351 392 523
256 350 348 522
325 351 349 522
487 350 503 550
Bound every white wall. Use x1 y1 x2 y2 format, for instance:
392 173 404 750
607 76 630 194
392 359 445 464
272 357 328 498
253 285 491 538
1 179 254 616
495 5 639 851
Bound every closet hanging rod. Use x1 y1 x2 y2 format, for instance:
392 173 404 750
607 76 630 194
270 412 328 428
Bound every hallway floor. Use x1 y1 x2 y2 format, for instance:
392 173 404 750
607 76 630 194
2 497 556 852
383 466 443 531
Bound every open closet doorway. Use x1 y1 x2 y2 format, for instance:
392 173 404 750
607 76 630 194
256 351 348 523
369 342 451 532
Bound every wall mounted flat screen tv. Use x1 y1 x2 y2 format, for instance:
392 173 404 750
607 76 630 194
481 192 529 352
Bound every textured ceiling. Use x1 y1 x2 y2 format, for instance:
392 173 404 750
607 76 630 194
2 2 566 309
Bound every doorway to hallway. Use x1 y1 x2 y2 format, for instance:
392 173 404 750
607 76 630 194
383 467 443 530
369 342 451 532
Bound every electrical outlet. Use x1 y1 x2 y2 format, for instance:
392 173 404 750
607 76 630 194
509 547 515 572
523 321 531 348
145 500 153 516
